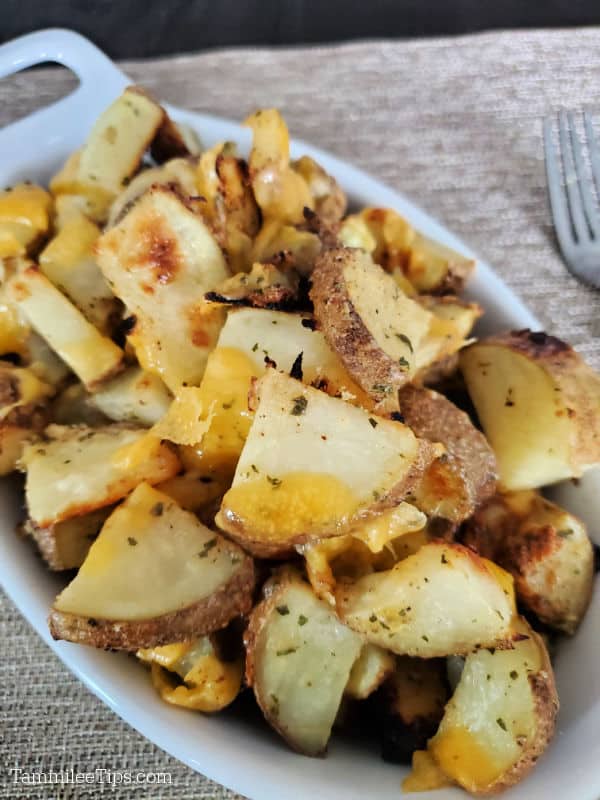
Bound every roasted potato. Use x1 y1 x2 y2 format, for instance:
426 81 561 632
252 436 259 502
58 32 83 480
22 424 180 526
49 483 255 650
204 262 299 310
310 248 470 412
399 385 497 531
460 330 600 490
245 574 363 756
345 644 395 701
0 183 53 258
96 185 228 392
427 617 558 795
463 490 594 634
336 542 515 657
216 370 439 556
7 265 124 390
0 362 52 474
291 155 347 225
89 367 172 427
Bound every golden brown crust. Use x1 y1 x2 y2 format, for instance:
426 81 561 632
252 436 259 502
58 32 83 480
399 385 497 523
310 248 410 412
49 550 255 651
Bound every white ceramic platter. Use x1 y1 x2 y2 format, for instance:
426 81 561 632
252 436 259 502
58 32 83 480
0 28 598 800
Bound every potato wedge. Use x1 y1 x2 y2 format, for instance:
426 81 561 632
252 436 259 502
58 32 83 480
22 424 180 526
310 249 469 412
49 484 254 650
251 219 322 275
374 656 449 763
213 152 261 272
245 576 363 756
291 155 347 225
204 262 299 310
7 265 124 390
217 371 439 556
38 214 117 332
399 385 497 528
24 507 113 571
89 367 172 427
345 644 395 700
336 542 515 657
463 491 594 634
460 330 600 490
51 87 165 220
428 617 558 795
96 185 229 391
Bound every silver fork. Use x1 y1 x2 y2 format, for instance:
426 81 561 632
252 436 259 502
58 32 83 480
544 111 600 288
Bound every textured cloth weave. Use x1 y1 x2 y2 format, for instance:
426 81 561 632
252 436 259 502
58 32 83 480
1 27 599 800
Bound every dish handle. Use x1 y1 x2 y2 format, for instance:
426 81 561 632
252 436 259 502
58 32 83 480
0 28 128 171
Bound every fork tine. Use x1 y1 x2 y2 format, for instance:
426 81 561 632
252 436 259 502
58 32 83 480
567 112 599 238
544 118 576 254
583 112 600 203
558 111 590 243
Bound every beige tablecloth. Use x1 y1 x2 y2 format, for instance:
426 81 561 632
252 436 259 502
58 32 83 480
1 27 599 800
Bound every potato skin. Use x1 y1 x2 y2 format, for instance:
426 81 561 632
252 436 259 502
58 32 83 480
310 247 412 412
399 385 497 525
48 549 255 651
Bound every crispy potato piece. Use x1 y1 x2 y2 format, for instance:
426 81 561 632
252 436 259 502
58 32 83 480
463 491 594 634
89 367 172 427
245 575 363 756
217 371 439 557
150 114 201 163
23 424 180 526
342 208 474 294
214 153 261 272
399 385 497 529
311 249 469 412
374 657 449 763
49 484 254 650
107 158 198 227
0 184 53 258
145 641 243 712
24 332 71 388
24 507 113 571
50 87 165 220
39 214 117 332
96 185 228 391
205 262 299 310
244 109 314 224
336 542 515 657
345 644 395 700
50 382 109 427
428 617 558 795
460 330 600 490
7 266 124 390
292 155 347 225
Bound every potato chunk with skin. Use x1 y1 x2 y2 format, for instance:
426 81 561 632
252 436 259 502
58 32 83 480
460 330 600 490
399 385 497 530
216 371 439 557
7 266 124 390
49 484 255 650
463 491 594 634
23 424 180 527
310 248 470 412
336 542 515 657
427 617 558 795
245 576 363 756
96 185 229 392
345 644 395 700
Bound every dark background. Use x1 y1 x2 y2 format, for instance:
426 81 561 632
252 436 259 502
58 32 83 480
2 0 600 58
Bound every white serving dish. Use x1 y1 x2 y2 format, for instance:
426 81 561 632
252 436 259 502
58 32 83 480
0 28 598 800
